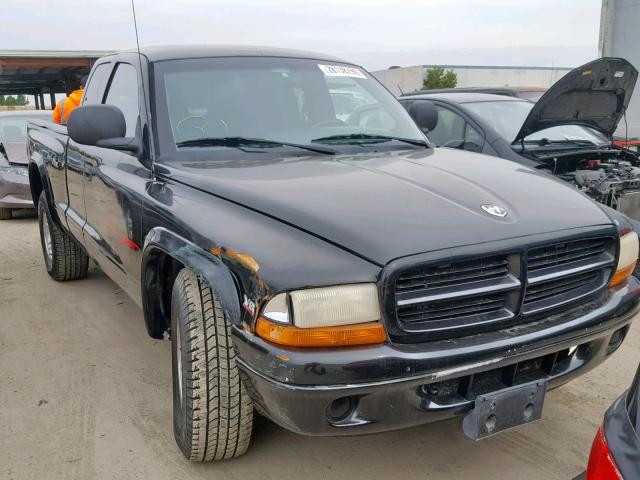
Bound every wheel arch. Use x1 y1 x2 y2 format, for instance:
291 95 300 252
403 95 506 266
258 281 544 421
28 163 43 206
28 160 62 226
141 227 242 339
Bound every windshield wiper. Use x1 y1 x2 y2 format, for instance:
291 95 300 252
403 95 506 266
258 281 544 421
311 133 429 148
176 137 335 155
517 138 598 147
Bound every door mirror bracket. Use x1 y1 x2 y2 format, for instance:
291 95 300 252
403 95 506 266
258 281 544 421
95 136 142 156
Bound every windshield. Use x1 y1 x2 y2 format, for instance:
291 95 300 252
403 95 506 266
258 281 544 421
463 100 609 145
153 57 425 157
0 114 50 143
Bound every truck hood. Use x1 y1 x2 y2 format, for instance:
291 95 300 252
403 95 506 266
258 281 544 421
166 148 612 265
514 57 638 143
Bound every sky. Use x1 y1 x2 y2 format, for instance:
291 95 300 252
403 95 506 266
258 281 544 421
1 0 603 71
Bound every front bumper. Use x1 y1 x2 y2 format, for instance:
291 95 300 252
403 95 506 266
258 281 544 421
233 279 640 436
0 169 33 209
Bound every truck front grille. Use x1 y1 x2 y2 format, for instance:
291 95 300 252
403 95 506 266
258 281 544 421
388 234 616 341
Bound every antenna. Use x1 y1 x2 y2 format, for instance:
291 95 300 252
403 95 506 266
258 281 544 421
397 83 405 96
131 0 154 174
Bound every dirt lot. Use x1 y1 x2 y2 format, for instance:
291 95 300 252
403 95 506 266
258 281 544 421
1 212 638 480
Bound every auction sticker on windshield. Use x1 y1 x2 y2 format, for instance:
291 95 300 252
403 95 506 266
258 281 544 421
318 64 367 79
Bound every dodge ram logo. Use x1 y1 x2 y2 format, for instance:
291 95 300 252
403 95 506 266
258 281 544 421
481 204 507 217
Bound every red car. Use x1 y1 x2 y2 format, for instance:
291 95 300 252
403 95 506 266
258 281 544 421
613 136 640 153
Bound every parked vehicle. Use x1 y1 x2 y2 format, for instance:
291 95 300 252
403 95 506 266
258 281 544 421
582 362 640 479
401 58 640 222
613 135 640 153
28 46 640 462
402 86 547 102
0 110 50 219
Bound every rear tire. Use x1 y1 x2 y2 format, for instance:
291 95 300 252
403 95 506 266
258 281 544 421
0 208 11 220
37 192 89 281
171 268 253 462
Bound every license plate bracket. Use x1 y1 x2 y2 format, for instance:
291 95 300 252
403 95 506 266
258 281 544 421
462 380 547 440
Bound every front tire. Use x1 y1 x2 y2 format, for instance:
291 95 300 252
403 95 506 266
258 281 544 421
171 268 253 462
0 207 11 220
37 192 89 281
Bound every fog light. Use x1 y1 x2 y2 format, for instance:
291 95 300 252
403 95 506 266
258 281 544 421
606 327 626 354
328 396 358 422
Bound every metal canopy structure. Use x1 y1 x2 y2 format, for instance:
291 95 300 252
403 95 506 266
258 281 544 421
0 50 114 109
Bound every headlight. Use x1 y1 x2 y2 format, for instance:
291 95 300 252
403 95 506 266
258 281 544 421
0 165 28 177
610 231 639 287
256 284 386 347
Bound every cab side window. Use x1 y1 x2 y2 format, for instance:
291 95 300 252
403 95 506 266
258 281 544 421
464 123 484 152
103 63 140 137
82 63 112 105
426 104 484 152
428 106 464 146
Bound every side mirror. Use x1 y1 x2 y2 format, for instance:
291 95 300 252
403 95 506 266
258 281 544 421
67 105 141 155
408 101 439 133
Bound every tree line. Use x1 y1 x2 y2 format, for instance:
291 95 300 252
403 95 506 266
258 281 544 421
0 95 29 106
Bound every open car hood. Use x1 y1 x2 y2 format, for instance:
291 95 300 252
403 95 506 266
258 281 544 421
514 57 638 143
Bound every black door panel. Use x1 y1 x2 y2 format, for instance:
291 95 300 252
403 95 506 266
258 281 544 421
81 61 147 301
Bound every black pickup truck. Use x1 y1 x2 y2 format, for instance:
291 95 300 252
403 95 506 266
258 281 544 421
27 45 640 462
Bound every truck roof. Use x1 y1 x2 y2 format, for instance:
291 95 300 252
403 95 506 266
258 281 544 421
114 44 350 64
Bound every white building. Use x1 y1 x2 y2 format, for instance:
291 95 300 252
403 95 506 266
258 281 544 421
599 0 640 137
371 64 572 97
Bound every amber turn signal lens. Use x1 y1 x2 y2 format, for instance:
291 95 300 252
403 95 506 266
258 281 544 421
256 317 386 347
609 261 637 288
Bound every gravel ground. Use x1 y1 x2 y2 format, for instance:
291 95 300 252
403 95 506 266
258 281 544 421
1 211 638 480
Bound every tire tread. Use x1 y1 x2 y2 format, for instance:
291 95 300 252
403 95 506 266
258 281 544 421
38 192 89 281
173 268 253 462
